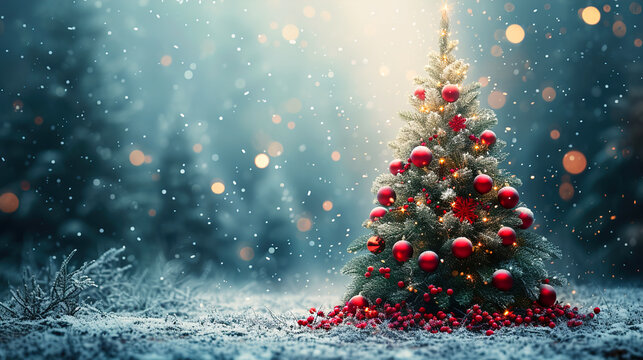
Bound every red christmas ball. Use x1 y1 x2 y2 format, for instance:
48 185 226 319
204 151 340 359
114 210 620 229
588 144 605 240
377 186 396 207
492 269 513 291
451 237 473 259
515 207 534 229
418 251 439 272
498 226 517 246
473 174 493 194
347 295 369 312
414 87 426 101
392 240 413 263
410 146 433 167
538 284 557 307
389 160 404 175
369 206 387 221
366 236 385 254
441 84 460 102
480 130 497 146
498 186 519 209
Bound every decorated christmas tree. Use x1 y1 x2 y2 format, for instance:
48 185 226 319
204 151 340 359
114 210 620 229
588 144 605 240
341 7 562 312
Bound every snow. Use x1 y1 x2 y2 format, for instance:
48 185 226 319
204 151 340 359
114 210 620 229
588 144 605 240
1 285 640 359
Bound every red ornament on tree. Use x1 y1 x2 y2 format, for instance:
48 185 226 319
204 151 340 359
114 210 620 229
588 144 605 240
414 87 426 101
451 237 473 259
369 207 387 221
497 227 517 246
441 84 460 102
377 186 396 206
492 269 513 291
448 114 467 132
389 160 404 175
347 295 369 312
452 197 478 224
410 146 433 167
515 207 534 229
418 251 439 272
392 240 414 262
366 236 385 254
538 284 557 307
497 186 519 209
480 130 497 146
473 174 493 194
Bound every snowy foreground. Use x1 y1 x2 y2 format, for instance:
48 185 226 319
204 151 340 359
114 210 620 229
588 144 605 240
0 286 641 360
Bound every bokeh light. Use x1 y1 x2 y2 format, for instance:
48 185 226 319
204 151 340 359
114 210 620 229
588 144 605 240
0 192 19 213
550 129 560 140
284 98 302 113
271 114 282 124
488 91 507 109
490 45 503 57
562 150 587 174
478 76 490 87
240 247 254 261
331 151 341 161
34 116 43 125
379 65 390 77
129 150 145 166
542 87 556 102
505 24 525 44
210 181 225 194
322 200 333 211
160 55 172 66
581 7 601 25
192 143 203 153
612 21 626 37
303 6 315 18
297 217 312 232
267 141 284 157
559 182 574 201
281 24 299 41
254 153 270 168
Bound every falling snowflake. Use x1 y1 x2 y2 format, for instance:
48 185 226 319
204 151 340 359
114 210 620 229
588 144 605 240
451 196 478 224
449 115 466 132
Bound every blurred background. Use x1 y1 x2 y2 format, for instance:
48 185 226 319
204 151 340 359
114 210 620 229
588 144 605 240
0 0 640 291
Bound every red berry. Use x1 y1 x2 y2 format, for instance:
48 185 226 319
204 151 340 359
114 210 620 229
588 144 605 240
398 281 405 288
593 307 600 314
367 266 374 272
486 330 494 336
376 298 382 305
365 272 371 278
384 273 391 279
446 289 453 296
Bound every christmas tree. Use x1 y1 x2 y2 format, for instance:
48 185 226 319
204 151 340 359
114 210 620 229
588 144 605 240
342 7 562 311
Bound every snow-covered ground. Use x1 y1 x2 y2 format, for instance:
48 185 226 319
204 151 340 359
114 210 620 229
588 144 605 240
0 285 640 360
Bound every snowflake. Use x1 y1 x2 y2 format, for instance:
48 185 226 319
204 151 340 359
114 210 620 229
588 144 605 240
449 115 466 132
452 196 478 224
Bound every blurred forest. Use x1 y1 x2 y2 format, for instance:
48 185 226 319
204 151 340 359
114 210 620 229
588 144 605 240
0 0 640 288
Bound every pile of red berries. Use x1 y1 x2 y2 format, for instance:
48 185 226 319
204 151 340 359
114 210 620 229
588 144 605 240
297 300 600 335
